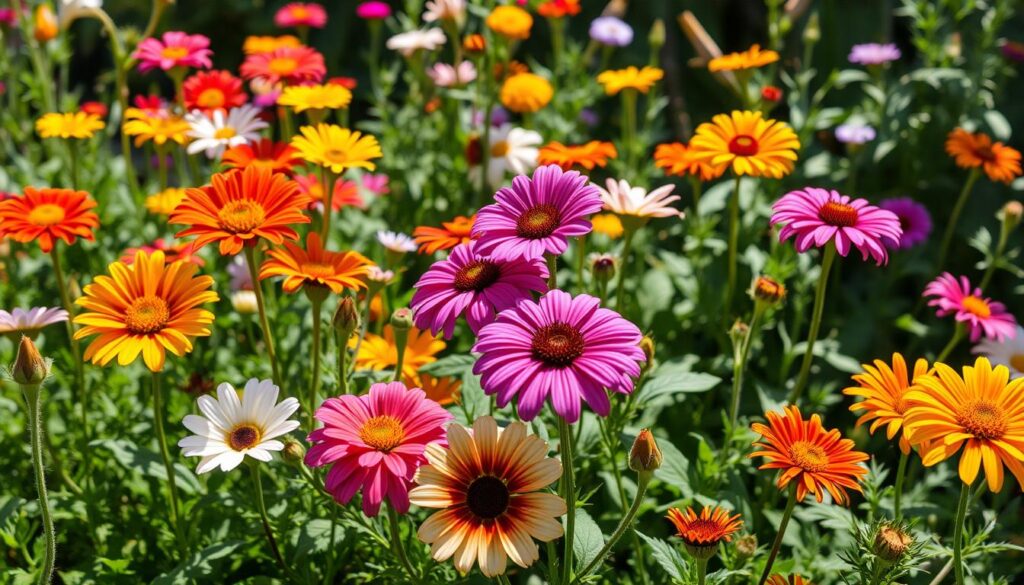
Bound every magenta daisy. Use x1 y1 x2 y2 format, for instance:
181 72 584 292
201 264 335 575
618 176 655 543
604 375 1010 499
472 290 645 422
305 381 452 516
770 187 902 265
411 241 548 338
133 31 213 73
472 164 602 261
924 273 1018 342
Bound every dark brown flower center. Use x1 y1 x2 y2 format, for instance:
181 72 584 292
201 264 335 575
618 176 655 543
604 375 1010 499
516 204 561 239
728 134 759 156
454 261 501 292
818 201 859 227
227 424 261 451
974 145 996 162
465 475 510 520
531 322 585 367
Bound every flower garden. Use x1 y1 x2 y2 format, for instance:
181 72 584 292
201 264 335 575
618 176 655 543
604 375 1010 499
1 0 1023 584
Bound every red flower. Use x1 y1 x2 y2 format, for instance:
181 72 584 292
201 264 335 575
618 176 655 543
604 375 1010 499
183 70 247 114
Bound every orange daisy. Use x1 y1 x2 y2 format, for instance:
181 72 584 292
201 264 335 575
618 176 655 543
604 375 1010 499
666 505 743 560
945 128 1023 184
352 324 445 383
903 357 1024 492
408 416 566 577
537 0 581 18
688 110 800 179
654 142 725 181
170 166 312 256
418 373 462 406
73 250 218 372
413 215 475 254
708 44 779 72
537 141 617 171
222 138 303 176
0 187 99 253
240 46 326 86
121 238 205 267
259 232 372 294
843 353 931 454
750 405 869 504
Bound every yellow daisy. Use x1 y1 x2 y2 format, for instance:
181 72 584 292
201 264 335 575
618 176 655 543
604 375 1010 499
352 325 445 383
709 44 780 72
277 83 353 114
597 66 664 95
145 188 187 216
291 124 383 173
123 109 191 147
36 112 105 139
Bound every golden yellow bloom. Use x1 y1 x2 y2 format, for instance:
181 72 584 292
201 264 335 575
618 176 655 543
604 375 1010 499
486 5 533 40
35 112 105 139
688 110 800 179
597 66 664 95
499 73 553 113
123 109 191 147
591 213 624 239
277 83 353 114
243 35 303 55
709 44 779 72
145 188 187 216
291 124 383 174
352 325 445 383
843 353 931 455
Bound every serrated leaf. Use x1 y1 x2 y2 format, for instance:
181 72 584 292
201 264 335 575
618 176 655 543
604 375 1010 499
654 438 691 493
636 532 688 582
572 508 605 571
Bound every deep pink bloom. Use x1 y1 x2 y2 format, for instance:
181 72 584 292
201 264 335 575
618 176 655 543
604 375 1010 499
472 290 645 423
0 9 16 26
924 273 1018 343
356 1 392 19
411 241 548 338
361 173 390 195
274 2 328 28
472 164 602 261
305 382 452 516
770 187 902 265
133 32 212 73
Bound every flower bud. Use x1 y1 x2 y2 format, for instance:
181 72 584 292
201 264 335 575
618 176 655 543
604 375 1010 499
752 276 786 305
648 19 665 50
231 290 258 315
761 86 782 103
729 320 749 350
390 307 414 331
803 12 820 44
628 429 663 474
639 336 655 374
874 524 912 564
303 282 330 304
12 336 49 386
282 438 307 464
34 4 58 42
463 33 486 55
333 296 360 336
590 253 616 283
1001 200 1022 231
735 533 758 560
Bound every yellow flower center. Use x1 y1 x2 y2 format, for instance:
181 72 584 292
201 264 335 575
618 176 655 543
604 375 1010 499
818 201 859 227
124 296 170 335
960 295 991 318
214 127 237 140
197 88 226 108
28 203 67 227
728 134 759 156
161 46 190 60
1010 354 1024 372
454 261 501 292
322 147 350 165
491 140 510 157
359 415 405 452
226 423 262 451
515 203 560 239
789 440 828 472
300 261 337 280
269 57 298 75
956 400 1007 440
217 200 266 233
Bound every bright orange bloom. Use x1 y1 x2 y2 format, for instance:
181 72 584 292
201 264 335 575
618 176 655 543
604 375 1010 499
259 232 372 294
750 405 869 505
537 0 581 18
413 215 475 254
0 188 99 253
666 505 743 559
709 44 779 72
121 238 205 267
843 353 931 454
945 128 1023 184
537 141 617 171
240 46 326 86
688 111 800 179
170 166 312 256
243 35 303 55
182 70 246 114
418 373 462 406
654 142 725 181
904 357 1024 492
73 250 218 372
222 139 303 176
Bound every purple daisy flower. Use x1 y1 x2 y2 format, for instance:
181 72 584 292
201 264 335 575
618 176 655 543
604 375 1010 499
589 16 634 47
835 123 876 145
848 43 901 65
879 197 932 250
472 165 602 261
410 241 549 338
472 290 645 423
0 307 69 336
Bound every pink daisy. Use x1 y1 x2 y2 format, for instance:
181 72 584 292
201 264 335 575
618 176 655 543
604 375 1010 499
472 164 602 261
472 290 645 423
274 2 328 29
305 381 452 516
923 273 1018 342
0 307 68 336
411 241 548 338
133 31 213 73
770 187 902 265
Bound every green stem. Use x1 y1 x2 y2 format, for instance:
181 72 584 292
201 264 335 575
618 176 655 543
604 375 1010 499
68 139 79 190
152 372 188 558
319 167 336 244
758 482 798 585
952 481 971 585
729 302 765 431
547 253 558 290
337 331 348 395
615 228 636 312
386 504 419 583
575 237 586 294
23 384 56 585
244 246 283 387
560 417 576 585
156 144 168 192
724 174 742 319
571 473 651 583
622 90 638 176
308 298 323 431
497 575 513 585
788 244 837 404
696 557 708 585
979 220 1010 290
893 450 909 521
250 463 294 580
392 327 409 383
937 168 980 272
936 324 965 363
49 247 87 458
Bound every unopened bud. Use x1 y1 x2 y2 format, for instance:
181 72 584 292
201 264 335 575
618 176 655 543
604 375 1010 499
34 5 58 42
628 429 663 474
648 19 665 50
231 290 258 315
463 34 486 55
752 276 786 305
282 438 306 464
333 296 360 336
639 336 655 373
874 524 912 564
761 86 782 103
12 336 49 386
735 534 758 559
729 320 749 346
1001 200 1022 231
390 307 414 331
590 253 616 283
803 12 820 43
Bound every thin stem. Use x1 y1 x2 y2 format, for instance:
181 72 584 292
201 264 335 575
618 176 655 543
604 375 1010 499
622 90 638 176
547 253 558 290
788 244 837 404
250 463 294 580
937 168 980 272
758 483 798 585
574 237 587 294
152 372 188 557
560 417 576 585
337 331 349 395
724 174 742 320
244 246 283 387
156 144 168 192
729 302 765 430
893 450 909 521
69 139 79 190
497 575 513 585
979 219 1011 290
308 298 323 431
696 557 708 585
936 324 965 363
392 326 409 383
386 504 419 583
23 384 56 584
319 167 336 244
572 473 651 583
952 481 971 585
615 228 636 312
49 247 88 464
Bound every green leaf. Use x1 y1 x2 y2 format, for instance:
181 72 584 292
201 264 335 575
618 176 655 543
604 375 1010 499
636 532 688 582
654 438 691 493
418 354 476 377
152 540 247 584
640 368 721 404
93 439 202 495
572 508 605 571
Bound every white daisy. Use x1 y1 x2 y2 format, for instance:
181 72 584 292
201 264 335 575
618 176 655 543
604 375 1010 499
376 230 417 253
478 123 541 187
58 0 102 27
597 178 684 220
0 307 69 336
386 29 447 57
178 378 300 473
185 104 268 159
972 325 1024 379
231 291 258 315
423 0 466 25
